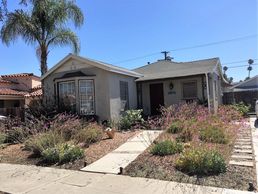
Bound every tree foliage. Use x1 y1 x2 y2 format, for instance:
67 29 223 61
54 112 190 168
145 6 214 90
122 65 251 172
0 0 7 21
1 0 84 75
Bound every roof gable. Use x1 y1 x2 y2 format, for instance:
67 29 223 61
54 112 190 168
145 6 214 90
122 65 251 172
134 58 221 81
41 54 142 80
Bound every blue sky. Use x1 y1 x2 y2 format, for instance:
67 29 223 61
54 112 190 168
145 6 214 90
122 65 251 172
0 0 257 81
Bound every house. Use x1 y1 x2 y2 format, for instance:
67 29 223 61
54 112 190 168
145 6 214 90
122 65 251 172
41 54 142 121
0 73 42 117
223 75 258 111
42 54 227 121
134 57 227 115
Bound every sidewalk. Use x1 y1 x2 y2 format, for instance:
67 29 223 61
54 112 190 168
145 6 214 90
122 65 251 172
0 163 253 194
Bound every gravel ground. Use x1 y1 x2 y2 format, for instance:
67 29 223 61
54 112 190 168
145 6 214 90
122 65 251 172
0 130 139 170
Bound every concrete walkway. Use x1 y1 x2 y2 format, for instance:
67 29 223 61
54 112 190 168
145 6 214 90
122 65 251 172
81 130 161 174
0 163 253 194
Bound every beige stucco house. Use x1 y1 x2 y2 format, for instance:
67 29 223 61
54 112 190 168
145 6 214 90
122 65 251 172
0 73 42 117
41 54 141 121
42 54 227 121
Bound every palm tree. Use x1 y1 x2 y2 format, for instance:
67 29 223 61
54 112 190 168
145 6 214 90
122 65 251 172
223 66 228 74
1 0 84 75
247 59 254 78
0 0 7 21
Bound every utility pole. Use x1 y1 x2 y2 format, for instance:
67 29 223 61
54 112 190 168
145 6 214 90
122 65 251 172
161 51 169 60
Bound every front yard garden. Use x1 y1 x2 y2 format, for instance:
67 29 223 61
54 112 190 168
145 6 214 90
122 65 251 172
124 103 255 191
0 113 138 170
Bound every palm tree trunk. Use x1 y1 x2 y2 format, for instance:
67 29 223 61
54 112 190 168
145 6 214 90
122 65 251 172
40 47 48 76
40 46 48 104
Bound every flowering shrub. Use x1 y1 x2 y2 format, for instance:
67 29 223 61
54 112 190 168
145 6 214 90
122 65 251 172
217 105 242 122
167 121 183 134
119 109 144 130
50 113 83 140
150 140 183 156
25 131 64 156
42 143 84 164
176 128 193 143
176 148 226 175
231 102 250 117
73 123 103 147
199 125 228 144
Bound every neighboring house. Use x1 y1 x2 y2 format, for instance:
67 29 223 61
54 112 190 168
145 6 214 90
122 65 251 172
223 75 258 111
42 54 227 121
0 73 42 117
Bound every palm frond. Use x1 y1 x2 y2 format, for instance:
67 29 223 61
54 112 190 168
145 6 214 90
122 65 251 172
47 28 80 54
1 10 39 45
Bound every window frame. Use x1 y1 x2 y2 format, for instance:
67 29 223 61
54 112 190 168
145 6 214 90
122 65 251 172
78 79 95 115
57 80 76 111
120 81 129 111
182 80 198 99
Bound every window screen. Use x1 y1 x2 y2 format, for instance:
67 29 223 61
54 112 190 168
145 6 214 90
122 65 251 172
120 81 129 111
182 81 197 99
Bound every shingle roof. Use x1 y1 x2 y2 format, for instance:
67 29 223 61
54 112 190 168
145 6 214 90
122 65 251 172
0 88 28 96
230 75 258 90
134 58 220 81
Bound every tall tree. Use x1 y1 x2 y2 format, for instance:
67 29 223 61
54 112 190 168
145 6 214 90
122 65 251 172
0 0 7 21
1 0 84 75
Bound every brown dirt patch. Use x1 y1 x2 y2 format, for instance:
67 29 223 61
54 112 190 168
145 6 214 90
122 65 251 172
0 130 139 171
124 128 256 191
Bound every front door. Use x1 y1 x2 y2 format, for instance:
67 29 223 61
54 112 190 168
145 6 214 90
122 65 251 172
149 83 164 115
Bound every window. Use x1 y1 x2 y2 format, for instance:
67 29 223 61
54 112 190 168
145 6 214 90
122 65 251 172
58 81 76 111
137 83 143 109
182 81 197 99
79 80 95 115
120 81 129 111
0 100 3 108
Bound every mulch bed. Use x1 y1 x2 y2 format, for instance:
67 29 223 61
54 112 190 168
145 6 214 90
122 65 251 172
124 129 257 191
0 130 139 171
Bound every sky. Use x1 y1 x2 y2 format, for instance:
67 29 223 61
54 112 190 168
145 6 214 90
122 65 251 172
0 0 257 81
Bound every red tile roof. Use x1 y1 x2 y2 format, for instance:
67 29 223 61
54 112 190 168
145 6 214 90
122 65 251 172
25 88 42 97
1 73 40 79
0 88 28 96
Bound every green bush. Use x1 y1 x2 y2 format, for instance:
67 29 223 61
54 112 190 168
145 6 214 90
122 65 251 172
0 132 6 144
176 148 226 175
176 129 193 143
150 140 183 156
167 121 183 134
42 143 84 164
5 127 29 144
119 109 144 130
231 102 250 116
73 123 103 146
200 126 228 144
25 131 64 156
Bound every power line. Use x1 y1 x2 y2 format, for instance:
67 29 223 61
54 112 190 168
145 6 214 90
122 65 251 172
113 34 257 64
222 58 258 66
227 63 258 69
